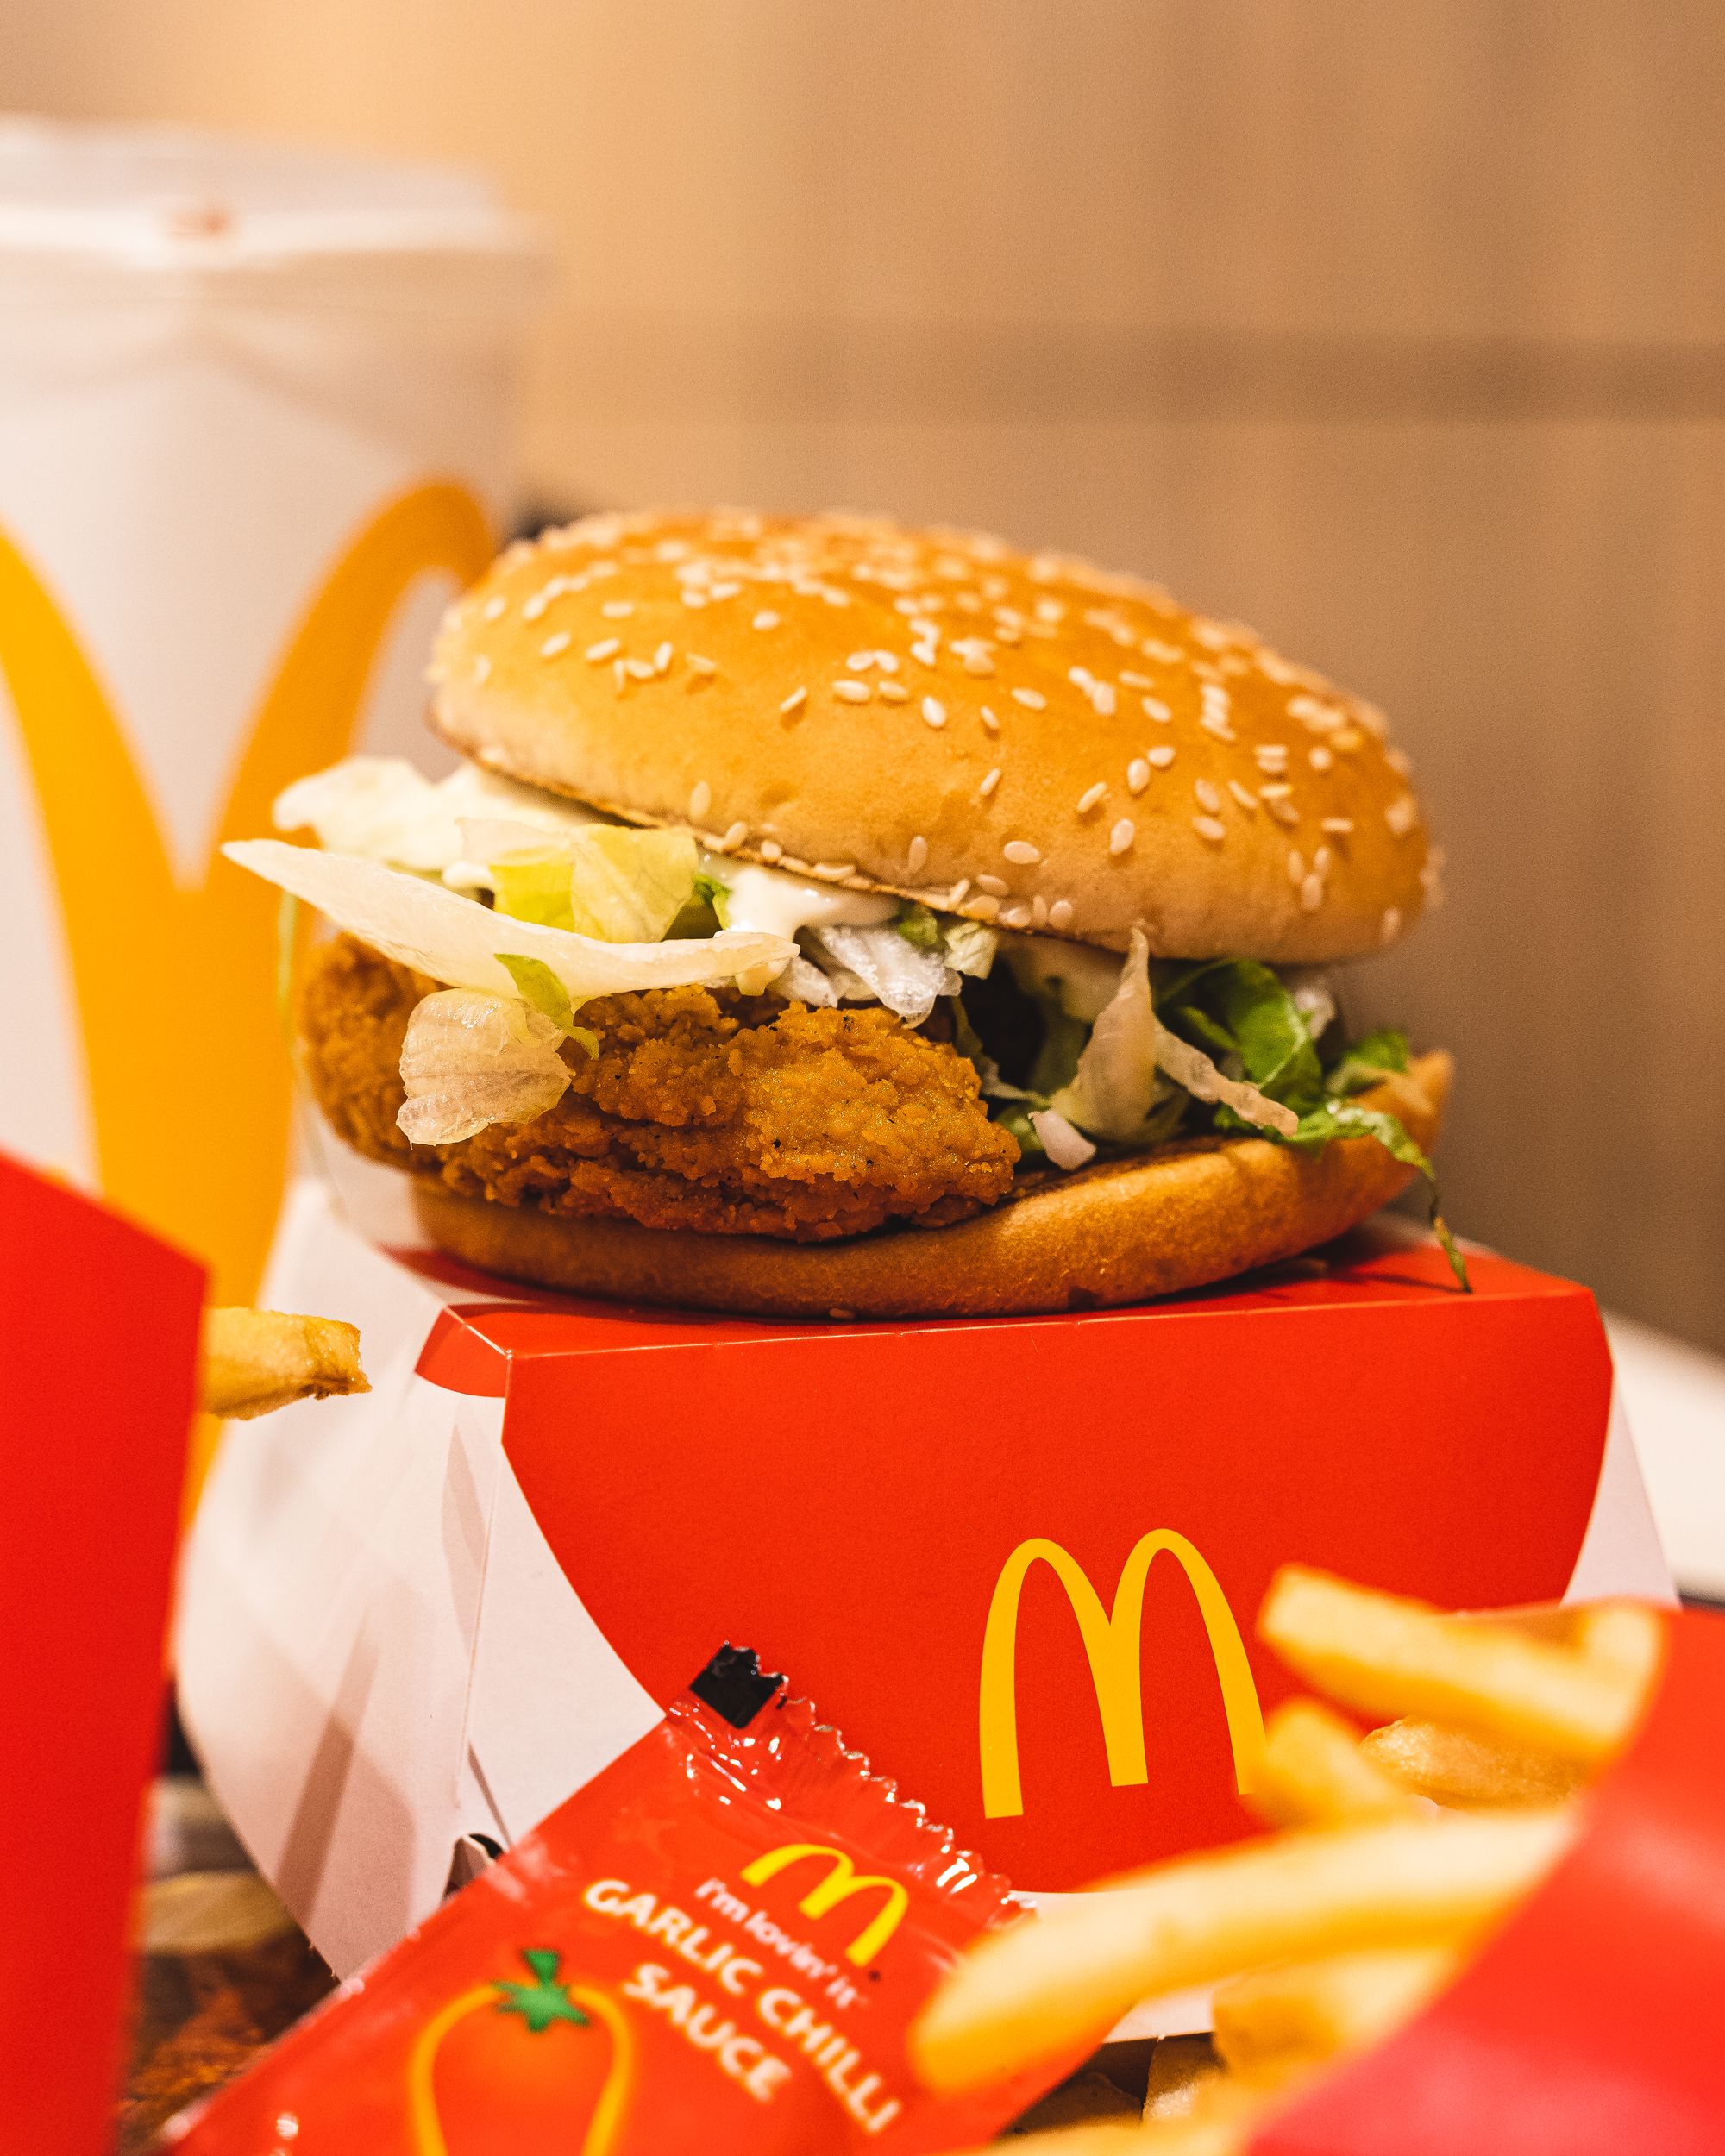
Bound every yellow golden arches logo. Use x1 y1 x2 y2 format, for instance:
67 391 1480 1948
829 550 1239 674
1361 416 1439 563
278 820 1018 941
978 1531 1267 1820
0 481 492 1501
740 1844 911 1967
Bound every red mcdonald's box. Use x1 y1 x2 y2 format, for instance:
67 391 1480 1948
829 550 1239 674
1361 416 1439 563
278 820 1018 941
176 1175 1671 1994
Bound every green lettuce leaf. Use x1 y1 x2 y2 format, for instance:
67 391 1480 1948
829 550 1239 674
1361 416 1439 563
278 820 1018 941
496 954 599 1057
894 901 943 950
1286 1100 1468 1291
1326 1027 1410 1097
491 849 576 932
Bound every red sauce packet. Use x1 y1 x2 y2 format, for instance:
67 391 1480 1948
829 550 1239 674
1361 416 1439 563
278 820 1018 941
164 1648 1065 2153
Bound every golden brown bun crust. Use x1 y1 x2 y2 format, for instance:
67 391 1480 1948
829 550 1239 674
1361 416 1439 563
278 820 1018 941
430 511 1433 962
414 1051 1451 1319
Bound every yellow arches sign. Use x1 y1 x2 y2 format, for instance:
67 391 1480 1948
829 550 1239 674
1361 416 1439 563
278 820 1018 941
977 1530 1267 1820
0 479 491 1472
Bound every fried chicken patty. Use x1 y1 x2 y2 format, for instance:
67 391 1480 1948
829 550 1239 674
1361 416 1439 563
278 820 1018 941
298 936 1020 1240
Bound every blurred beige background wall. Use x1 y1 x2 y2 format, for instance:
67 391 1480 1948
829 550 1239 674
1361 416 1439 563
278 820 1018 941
6 1 1722 1346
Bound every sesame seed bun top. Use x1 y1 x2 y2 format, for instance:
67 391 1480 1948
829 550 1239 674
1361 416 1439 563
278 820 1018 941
429 509 1434 962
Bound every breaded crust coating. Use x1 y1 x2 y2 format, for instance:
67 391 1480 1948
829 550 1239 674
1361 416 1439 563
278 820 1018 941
298 936 1019 1241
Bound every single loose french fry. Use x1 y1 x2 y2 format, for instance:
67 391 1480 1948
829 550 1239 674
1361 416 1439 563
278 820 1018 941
1212 1945 1457 2087
910 1808 1572 2095
1259 1567 1646 1764
1247 1699 1419 1828
1144 2034 1223 2121
1361 1719 1584 1808
200 1307 368 1420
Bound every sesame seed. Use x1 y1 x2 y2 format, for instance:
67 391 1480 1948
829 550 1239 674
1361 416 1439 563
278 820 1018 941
963 649 995 676
687 654 717 677
1255 744 1289 772
846 651 877 671
1077 782 1107 814
681 590 706 608
1004 839 1041 865
624 657 655 679
482 594 507 621
1120 671 1153 691
1127 758 1151 793
1142 697 1171 723
1228 780 1259 813
980 707 1001 734
970 893 1001 921
1308 746 1334 772
949 877 972 906
708 580 741 600
922 697 947 729
585 637 620 662
1110 818 1136 856
975 874 1009 897
612 658 628 692
1200 713 1238 742
834 679 870 702
906 835 930 874
911 642 938 667
1300 873 1324 912
1386 747 1413 776
1320 816 1354 836
654 641 674 674
1333 727 1365 753
1001 903 1034 929
979 768 1002 799
1381 906 1403 943
1385 794 1419 837
1195 778 1223 813
1314 845 1333 875
1148 744 1176 768
1266 798 1300 826
1193 816 1227 843
1258 782 1292 799
601 599 634 618
812 860 857 878
877 680 908 702
1287 849 1306 884
522 593 549 622
874 651 901 674
1031 894 1049 927
753 611 781 630
759 839 783 862
720 822 749 849
472 655 492 683
1049 899 1075 930
688 780 712 821
780 686 807 715
1012 687 1046 709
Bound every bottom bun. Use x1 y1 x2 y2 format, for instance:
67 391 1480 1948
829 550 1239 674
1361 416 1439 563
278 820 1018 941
415 1051 1451 1320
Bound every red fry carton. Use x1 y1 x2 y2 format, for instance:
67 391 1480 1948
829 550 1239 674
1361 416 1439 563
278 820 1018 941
177 1177 1671 1986
1252 1602 1725 2155
163 1649 1073 2155
0 1153 202 2156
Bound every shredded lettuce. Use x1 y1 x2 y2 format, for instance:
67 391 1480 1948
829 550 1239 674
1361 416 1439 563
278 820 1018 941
1157 960 1465 1288
485 825 699 944
1028 1108 1097 1169
495 955 599 1056
804 924 960 1025
274 756 597 872
275 890 300 1033
223 840 795 1006
397 989 573 1145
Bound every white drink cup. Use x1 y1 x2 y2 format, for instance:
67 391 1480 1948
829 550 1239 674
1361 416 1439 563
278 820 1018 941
0 121 543 1385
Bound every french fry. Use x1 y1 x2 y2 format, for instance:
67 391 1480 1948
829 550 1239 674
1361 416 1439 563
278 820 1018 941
1361 1719 1584 1808
1573 1600 1665 1696
909 1808 1572 2094
200 1306 368 1420
1144 2034 1222 2120
1211 1945 1457 2088
1259 1566 1647 1764
1247 1699 1419 1828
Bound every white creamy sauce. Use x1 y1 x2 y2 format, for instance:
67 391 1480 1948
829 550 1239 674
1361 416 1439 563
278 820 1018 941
716 862 896 942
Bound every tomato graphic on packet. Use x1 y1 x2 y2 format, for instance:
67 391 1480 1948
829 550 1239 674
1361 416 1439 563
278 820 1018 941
407 1948 631 2156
